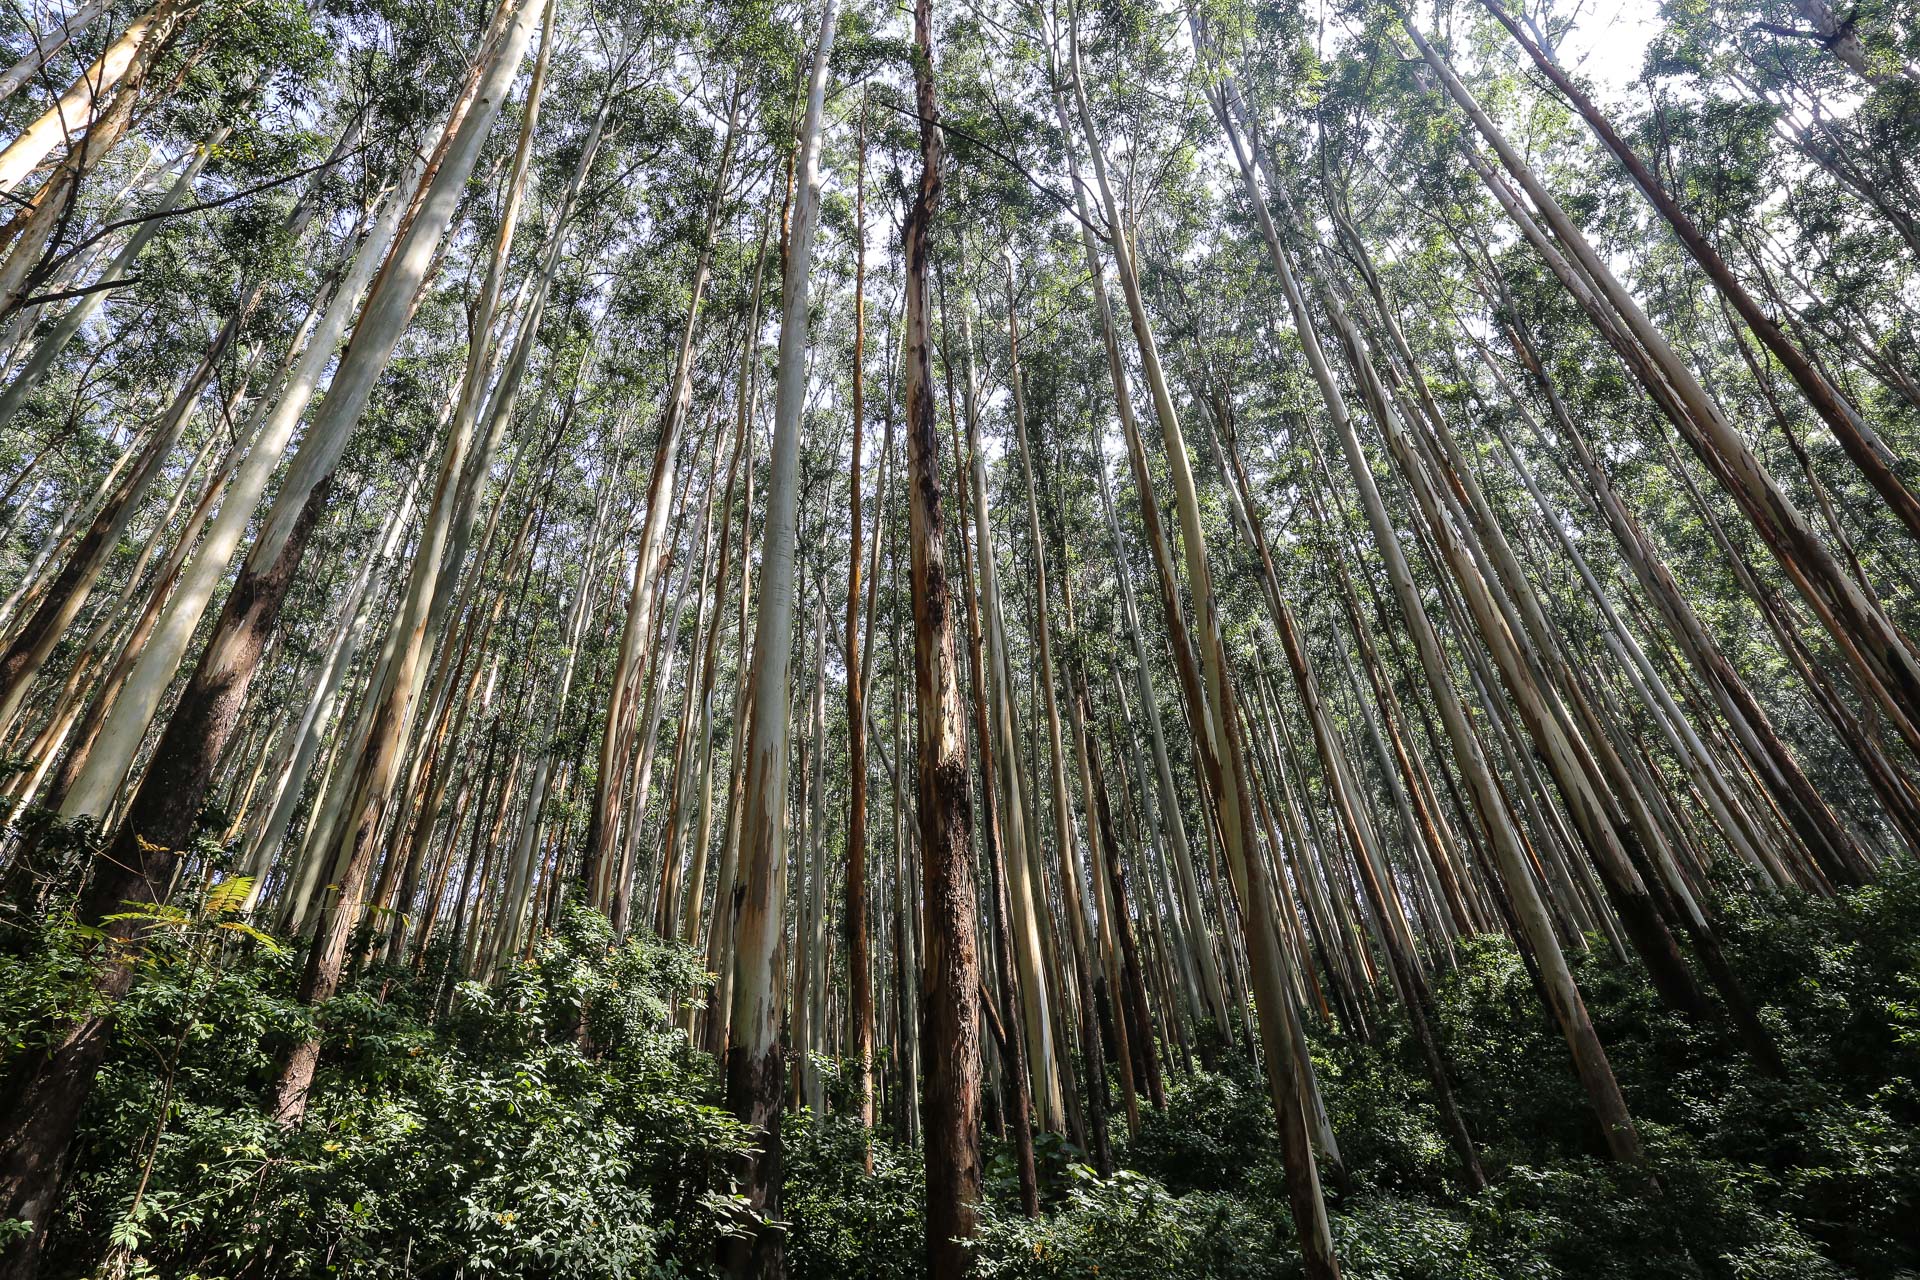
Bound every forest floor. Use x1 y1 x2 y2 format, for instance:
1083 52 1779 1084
3 862 1916 1279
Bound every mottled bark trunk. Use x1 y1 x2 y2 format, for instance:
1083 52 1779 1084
722 5 836 1274
903 6 982 1269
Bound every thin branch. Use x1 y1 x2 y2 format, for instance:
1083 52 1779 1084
16 271 139 307
38 145 372 281
876 98 1108 241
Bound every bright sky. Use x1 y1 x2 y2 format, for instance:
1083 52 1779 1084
1526 0 1664 96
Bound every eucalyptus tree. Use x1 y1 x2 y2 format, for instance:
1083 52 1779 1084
0 0 555 1255
6 1 1920 1276
722 1 836 1272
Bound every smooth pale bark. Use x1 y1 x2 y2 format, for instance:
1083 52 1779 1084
1189 358 1484 1183
240 466 426 907
383 487 545 962
1197 49 1643 1164
1045 41 1235 1050
284 425 460 938
585 92 740 898
1244 665 1371 1038
1003 253 1112 1158
490 448 612 976
1406 20 1920 753
722 3 835 1273
1064 12 1340 1270
1085 736 1163 1111
1319 236 1712 1023
324 187 548 940
675 391 752 957
0 337 234 737
0 2 163 192
1771 0 1920 88
649 449 726 939
0 480 332 1280
57 140 424 821
889 630 920 1145
662 504 752 936
1472 374 1792 888
1488 306 1873 888
0 15 515 1225
36 392 255 815
798 594 829 1115
0 418 208 802
1477 0 1920 549
1090 429 1232 1037
0 450 121 641
0 0 196 321
1111 667 1212 1035
0 105 365 727
958 291 1063 1133
418 89 606 684
610 463 703 927
0 0 112 105
1060 596 1142 1132
0 124 229 432
699 207 771 1050
1289 441 1479 939
270 0 550 1127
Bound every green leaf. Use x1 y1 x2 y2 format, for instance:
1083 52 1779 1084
205 876 257 916
215 921 285 954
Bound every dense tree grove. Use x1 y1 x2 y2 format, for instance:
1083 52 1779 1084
0 0 1917 1274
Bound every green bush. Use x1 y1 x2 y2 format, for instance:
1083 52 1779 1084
972 1167 1283 1280
6 864 1919 1278
1121 1056 1275 1194
16 903 750 1279
783 1119 925 1280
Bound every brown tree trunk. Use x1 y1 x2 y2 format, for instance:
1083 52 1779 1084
0 475 332 1278
947 354 1040 1219
904 3 982 1273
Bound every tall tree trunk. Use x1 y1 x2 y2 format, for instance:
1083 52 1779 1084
1002 250 1109 1161
1064 10 1342 1271
0 0 113 107
955 290 1064 1133
1477 0 1920 548
843 96 876 1161
0 1 169 193
700 200 773 1053
0 0 199 320
0 5 538 1243
1194 40 1644 1165
55 122 416 820
902 5 983 1270
948 343 1040 1217
722 4 836 1273
1406 18 1920 752
269 0 551 1126
0 114 241 433
240 464 427 907
585 90 741 900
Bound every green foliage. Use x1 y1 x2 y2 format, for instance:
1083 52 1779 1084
973 1167 1283 1280
10 905 749 1279
0 908 113 1060
954 867 1920 1279
9 863 1920 1278
783 1120 925 1280
1122 1055 1275 1194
